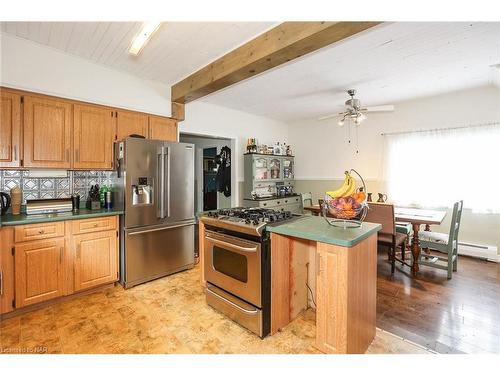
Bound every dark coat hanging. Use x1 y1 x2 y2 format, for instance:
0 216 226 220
215 146 231 197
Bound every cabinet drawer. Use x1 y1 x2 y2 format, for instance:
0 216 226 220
282 197 300 205
71 216 117 235
15 221 65 242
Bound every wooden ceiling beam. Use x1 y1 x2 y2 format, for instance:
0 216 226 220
171 21 382 107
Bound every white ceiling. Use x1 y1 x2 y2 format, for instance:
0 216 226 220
201 22 500 121
1 22 499 122
0 21 277 85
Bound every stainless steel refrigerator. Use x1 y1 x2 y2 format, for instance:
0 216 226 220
114 137 195 288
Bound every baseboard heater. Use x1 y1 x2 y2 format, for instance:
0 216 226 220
458 242 499 262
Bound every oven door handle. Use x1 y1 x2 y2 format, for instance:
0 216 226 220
206 237 259 253
206 288 259 315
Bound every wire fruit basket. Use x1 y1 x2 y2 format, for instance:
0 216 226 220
322 169 368 228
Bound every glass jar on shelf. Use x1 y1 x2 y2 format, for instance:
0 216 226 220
269 158 281 179
283 158 294 179
253 157 269 180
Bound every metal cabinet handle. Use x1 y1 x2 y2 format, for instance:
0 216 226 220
38 229 45 234
60 247 63 263
128 222 195 236
206 288 258 315
316 252 322 275
207 237 258 253
13 146 17 161
0 270 3 296
76 149 80 162
93 223 99 227
66 149 69 162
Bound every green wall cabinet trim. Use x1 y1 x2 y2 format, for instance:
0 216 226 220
267 216 382 247
0 208 123 226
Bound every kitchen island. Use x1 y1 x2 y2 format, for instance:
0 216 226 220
267 216 381 354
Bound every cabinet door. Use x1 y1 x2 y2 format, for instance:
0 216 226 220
0 91 21 168
23 96 72 168
148 116 177 141
116 110 148 141
315 244 348 354
73 230 118 292
73 104 114 169
15 238 65 308
0 228 15 314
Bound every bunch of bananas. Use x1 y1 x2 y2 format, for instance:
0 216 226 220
326 171 357 198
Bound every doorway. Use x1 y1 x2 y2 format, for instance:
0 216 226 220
203 147 218 211
179 133 235 259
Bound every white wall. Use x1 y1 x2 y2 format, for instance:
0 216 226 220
0 33 171 116
180 100 289 204
289 85 500 180
289 85 500 256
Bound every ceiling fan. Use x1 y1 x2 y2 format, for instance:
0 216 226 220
318 89 394 126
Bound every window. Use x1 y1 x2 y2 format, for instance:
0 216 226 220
382 123 500 213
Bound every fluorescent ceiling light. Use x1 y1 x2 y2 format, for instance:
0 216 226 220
129 22 162 56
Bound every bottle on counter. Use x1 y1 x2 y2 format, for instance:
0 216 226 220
99 185 108 207
10 186 22 215
274 142 281 155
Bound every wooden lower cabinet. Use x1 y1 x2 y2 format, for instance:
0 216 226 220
0 227 15 314
1 216 120 315
73 230 118 292
315 236 377 354
15 238 65 308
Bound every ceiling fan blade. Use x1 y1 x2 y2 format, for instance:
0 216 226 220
317 113 341 121
361 105 395 112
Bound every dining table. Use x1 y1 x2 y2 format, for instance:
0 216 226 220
303 205 447 275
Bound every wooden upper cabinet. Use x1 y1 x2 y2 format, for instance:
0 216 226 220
15 238 65 308
23 96 72 168
73 104 114 170
116 110 148 141
0 91 22 168
73 230 118 292
149 116 178 142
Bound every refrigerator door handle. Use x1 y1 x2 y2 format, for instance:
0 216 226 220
128 221 196 236
157 147 165 219
165 146 171 218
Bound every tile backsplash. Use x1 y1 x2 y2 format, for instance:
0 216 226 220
0 170 113 204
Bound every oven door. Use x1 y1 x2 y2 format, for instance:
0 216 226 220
204 230 262 307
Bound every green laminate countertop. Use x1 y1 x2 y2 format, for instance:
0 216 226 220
0 208 123 226
267 215 382 247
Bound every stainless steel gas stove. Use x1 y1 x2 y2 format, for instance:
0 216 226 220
200 207 300 338
201 207 295 236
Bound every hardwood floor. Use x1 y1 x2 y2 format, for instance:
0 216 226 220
376 249 500 354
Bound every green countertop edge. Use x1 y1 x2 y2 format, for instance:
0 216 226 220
267 216 382 247
0 209 123 226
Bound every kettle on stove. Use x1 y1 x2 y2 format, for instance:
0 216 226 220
0 192 11 215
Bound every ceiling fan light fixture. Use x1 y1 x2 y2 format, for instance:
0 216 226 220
129 21 162 56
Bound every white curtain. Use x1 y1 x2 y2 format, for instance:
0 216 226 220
382 123 500 213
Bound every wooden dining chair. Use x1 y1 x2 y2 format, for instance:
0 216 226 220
300 192 313 214
365 202 408 274
417 200 463 279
